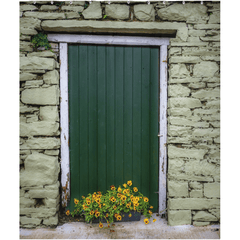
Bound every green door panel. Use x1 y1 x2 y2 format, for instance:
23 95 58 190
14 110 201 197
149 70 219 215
68 45 159 212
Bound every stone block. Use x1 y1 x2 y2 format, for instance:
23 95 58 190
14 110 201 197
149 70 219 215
193 211 218 221
20 5 39 11
168 108 192 117
20 122 59 137
168 146 207 159
43 70 59 85
21 86 59 105
65 1 85 5
188 30 206 37
193 62 219 77
28 51 57 60
40 5 59 11
24 12 65 19
190 190 203 198
20 207 57 218
168 85 191 97
20 41 34 52
105 4 129 20
189 181 202 190
204 182 220 198
168 125 192 137
20 197 35 207
25 80 44 88
44 150 59 156
134 4 155 21
65 12 81 19
168 173 213 182
169 77 201 84
208 12 220 24
193 221 210 226
28 189 59 199
169 56 201 64
168 97 201 108
20 17 41 30
20 137 60 150
20 72 37 81
200 35 220 42
62 6 84 12
209 209 220 220
168 198 220 210
20 105 39 113
168 159 185 172
82 2 102 19
168 181 188 197
43 215 59 226
168 47 181 56
169 64 190 78
192 88 220 99
20 57 56 71
20 216 42 226
20 152 59 187
157 3 207 22
39 106 59 122
43 196 60 208
192 128 220 138
168 210 191 226
194 24 220 30
169 116 209 128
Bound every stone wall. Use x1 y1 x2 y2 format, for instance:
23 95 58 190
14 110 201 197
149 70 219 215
19 1 220 227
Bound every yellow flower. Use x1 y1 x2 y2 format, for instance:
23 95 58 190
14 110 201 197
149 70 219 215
126 203 131 208
113 205 117 210
150 206 153 209
144 218 149 224
66 210 70 216
110 185 115 190
144 197 149 202
90 210 94 215
123 183 127 188
121 195 127 201
149 210 152 214
99 223 103 228
127 180 132 186
133 187 138 192
86 200 91 205
126 189 130 194
106 213 109 218
134 202 139 207
95 211 100 218
74 198 79 204
95 198 101 204
153 219 156 222
99 204 102 208
129 213 132 218
114 213 118 218
82 195 85 199
117 193 122 198
123 189 127 194
118 187 122 192
117 215 122 221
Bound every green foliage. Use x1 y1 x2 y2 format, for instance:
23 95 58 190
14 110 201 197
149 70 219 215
84 3 89 9
31 33 51 50
66 180 155 228
55 1 65 7
103 15 107 19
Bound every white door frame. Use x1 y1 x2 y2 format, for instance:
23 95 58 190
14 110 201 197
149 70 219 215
48 34 169 215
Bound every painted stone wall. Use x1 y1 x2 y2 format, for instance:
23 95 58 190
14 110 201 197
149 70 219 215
19 1 220 228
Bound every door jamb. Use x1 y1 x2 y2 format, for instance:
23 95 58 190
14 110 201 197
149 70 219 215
51 34 169 215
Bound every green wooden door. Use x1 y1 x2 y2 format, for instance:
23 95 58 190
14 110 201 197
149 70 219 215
68 45 159 212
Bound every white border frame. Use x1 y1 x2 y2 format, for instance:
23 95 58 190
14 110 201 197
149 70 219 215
49 34 169 214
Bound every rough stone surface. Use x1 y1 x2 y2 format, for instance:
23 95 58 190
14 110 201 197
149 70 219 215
168 181 188 197
157 3 208 23
21 86 59 105
43 69 59 84
193 211 218 221
24 12 66 19
134 4 155 21
82 2 102 19
168 146 207 159
20 57 56 71
61 6 84 12
20 122 59 137
20 153 60 187
204 182 220 198
20 137 60 150
39 106 59 122
168 210 191 226
105 4 129 20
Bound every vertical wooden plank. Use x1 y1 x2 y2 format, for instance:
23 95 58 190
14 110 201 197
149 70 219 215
132 47 142 190
78 45 89 199
88 45 98 194
123 47 133 182
97 46 107 192
106 46 115 186
115 46 124 187
60 43 70 208
149 47 159 212
141 47 150 197
159 45 168 215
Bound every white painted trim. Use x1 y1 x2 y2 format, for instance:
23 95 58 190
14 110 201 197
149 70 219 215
159 45 168 215
56 34 169 213
48 34 170 46
59 43 70 208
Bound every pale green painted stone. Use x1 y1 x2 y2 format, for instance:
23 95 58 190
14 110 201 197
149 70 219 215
168 146 207 159
20 137 60 150
168 210 191 226
65 12 81 19
44 150 59 156
43 197 60 208
40 106 59 122
200 35 220 42
43 215 59 226
105 4 129 20
168 159 184 172
168 173 213 182
43 70 59 85
20 57 56 71
20 197 35 207
189 181 202 189
24 12 65 20
209 209 220 220
20 122 59 137
168 47 181 56
134 4 155 21
28 189 59 199
193 211 218 221
20 5 38 11
168 125 192 137
192 88 220 99
65 1 85 5
168 198 220 210
208 12 220 24
169 77 201 84
169 116 209 128
25 80 44 88
169 56 201 64
20 41 33 52
20 72 37 81
193 221 210 226
169 64 190 78
168 85 190 97
168 108 192 117
188 30 206 37
82 2 102 19
168 181 188 197
21 86 59 105
20 153 59 187
61 6 84 12
190 190 203 198
204 182 220 198
20 17 41 30
188 82 206 89
20 207 57 218
194 24 220 30
192 128 220 137
157 3 207 22
193 62 219 77
28 51 57 60
20 216 42 226
40 5 59 11
20 27 38 35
